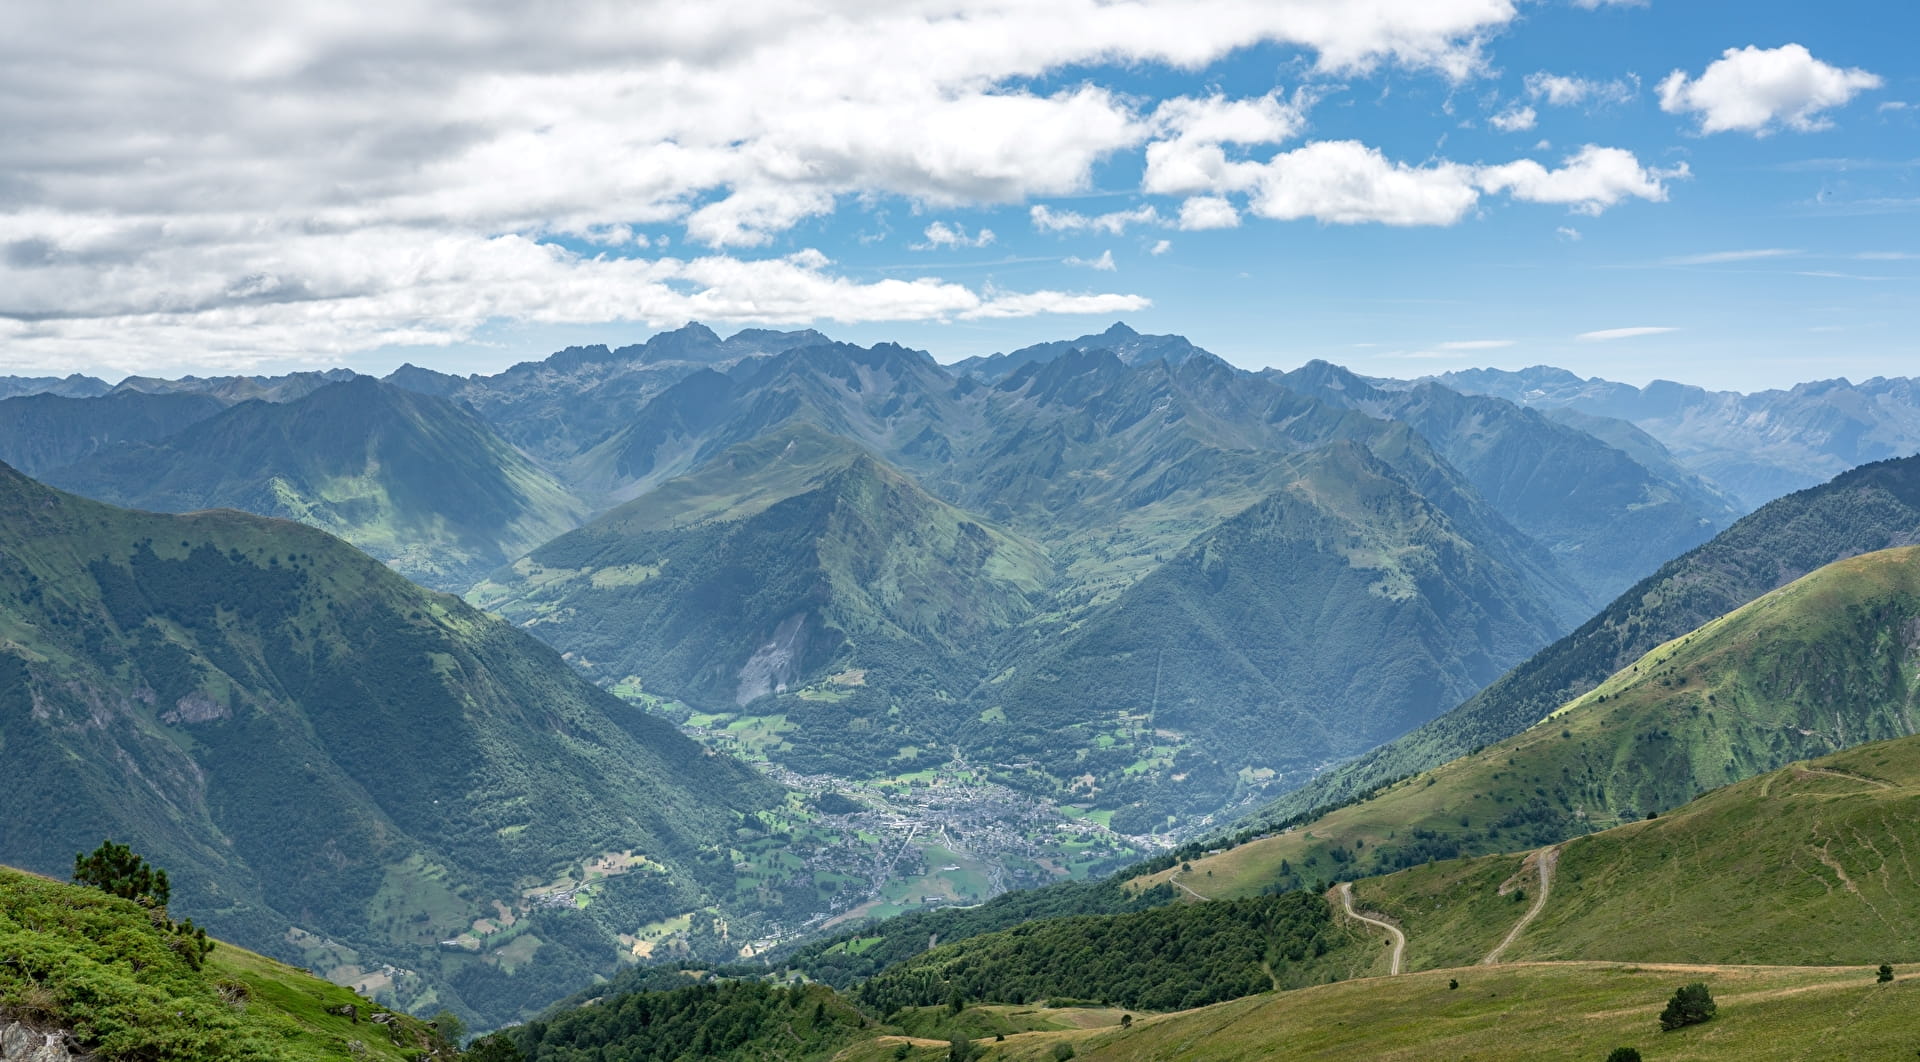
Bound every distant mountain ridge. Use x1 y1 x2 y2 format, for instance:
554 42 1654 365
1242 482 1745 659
1437 364 1920 509
40 376 588 590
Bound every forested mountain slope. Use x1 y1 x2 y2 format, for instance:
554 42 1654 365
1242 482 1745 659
0 463 782 1028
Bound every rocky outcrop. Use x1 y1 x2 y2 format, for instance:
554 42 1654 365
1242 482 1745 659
0 1019 83 1062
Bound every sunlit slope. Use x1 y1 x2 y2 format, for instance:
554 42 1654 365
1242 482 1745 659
0 866 445 1061
1136 546 1920 898
1355 732 1920 970
844 963 1919 1062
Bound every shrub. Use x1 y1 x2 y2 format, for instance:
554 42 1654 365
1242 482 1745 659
1658 983 1715 1031
1877 964 1894 984
1605 1049 1641 1062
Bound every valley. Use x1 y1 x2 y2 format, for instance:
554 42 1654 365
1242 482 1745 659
8 325 1920 1058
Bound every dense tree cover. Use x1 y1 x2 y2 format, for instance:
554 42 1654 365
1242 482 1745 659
856 892 1346 1013
488 981 869 1062
782 878 1175 988
1257 453 1920 831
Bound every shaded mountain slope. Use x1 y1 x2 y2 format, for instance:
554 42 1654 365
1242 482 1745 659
1278 361 1739 602
43 377 587 590
0 390 227 475
977 441 1571 828
1259 453 1920 826
1141 545 1920 897
0 463 780 1027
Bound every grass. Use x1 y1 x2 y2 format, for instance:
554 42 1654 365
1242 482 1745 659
1 867 443 1061
836 964 1920 1061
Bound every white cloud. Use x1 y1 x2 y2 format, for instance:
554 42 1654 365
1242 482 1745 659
1661 248 1799 265
1177 196 1243 230
1143 91 1311 194
1490 105 1537 132
1150 239 1173 255
1571 0 1646 7
1658 44 1882 135
1478 145 1686 215
1439 339 1514 349
915 222 996 250
1064 250 1118 271
1577 326 1677 341
1031 204 1164 235
0 0 1516 369
1246 141 1485 226
1556 226 1582 240
1526 72 1638 107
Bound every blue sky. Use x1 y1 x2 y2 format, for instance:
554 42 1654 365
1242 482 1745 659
1 0 1913 390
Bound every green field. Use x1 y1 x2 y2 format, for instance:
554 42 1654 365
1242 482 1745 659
843 963 1919 1061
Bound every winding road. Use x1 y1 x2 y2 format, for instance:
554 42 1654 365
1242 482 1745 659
1337 882 1406 975
1483 844 1559 965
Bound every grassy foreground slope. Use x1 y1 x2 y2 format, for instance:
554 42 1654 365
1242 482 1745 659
844 963 1919 1062
1355 732 1920 971
1137 546 1920 899
0 867 445 1061
1259 453 1920 827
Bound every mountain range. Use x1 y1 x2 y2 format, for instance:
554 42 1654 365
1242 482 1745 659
1437 365 1920 510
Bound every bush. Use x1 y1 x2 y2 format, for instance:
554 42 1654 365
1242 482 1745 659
1052 1044 1077 1060
1605 1049 1641 1062
1658 983 1715 1031
1877 964 1894 984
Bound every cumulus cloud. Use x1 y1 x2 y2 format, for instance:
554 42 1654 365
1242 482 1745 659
0 0 1516 369
1477 145 1687 216
1490 105 1537 132
1178 197 1243 230
1150 239 1173 255
1658 44 1882 135
915 222 996 250
1526 72 1639 107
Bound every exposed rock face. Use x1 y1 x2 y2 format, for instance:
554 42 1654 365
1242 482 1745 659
0 1020 77 1062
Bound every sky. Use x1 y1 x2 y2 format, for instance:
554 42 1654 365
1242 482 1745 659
1 0 1914 391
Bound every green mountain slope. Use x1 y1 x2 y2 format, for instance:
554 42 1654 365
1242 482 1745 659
1142 546 1920 897
42 377 587 590
0 463 782 1027
0 866 447 1061
0 390 227 476
1354 732 1920 972
475 423 1052 777
1259 453 1920 828
979 440 1570 828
